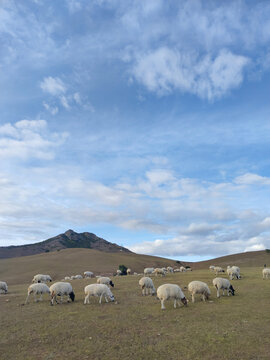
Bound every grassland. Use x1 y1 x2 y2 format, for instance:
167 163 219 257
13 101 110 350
1 263 270 360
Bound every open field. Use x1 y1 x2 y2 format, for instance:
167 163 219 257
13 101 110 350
1 265 270 360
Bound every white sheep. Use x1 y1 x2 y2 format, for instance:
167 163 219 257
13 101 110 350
0 281 8 294
179 266 186 272
262 268 270 279
74 274 83 279
116 270 122 276
144 267 155 276
25 283 50 304
209 265 215 271
167 266 174 273
227 266 241 280
50 282 75 305
188 281 211 303
84 284 115 304
64 276 71 280
154 268 166 276
139 277 156 296
32 274 52 283
157 284 188 310
213 278 235 298
127 268 131 275
214 266 225 275
97 277 114 287
173 268 180 272
84 271 94 278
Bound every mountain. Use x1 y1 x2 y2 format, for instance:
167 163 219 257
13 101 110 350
0 229 131 259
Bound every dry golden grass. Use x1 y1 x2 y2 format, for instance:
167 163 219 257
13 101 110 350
1 264 270 360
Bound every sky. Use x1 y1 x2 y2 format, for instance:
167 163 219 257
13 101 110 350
1 0 270 261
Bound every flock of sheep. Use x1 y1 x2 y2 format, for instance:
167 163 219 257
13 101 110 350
1 265 269 310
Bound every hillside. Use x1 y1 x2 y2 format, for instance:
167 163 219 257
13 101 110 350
0 229 131 259
0 248 183 285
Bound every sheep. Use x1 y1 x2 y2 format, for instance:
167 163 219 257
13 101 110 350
262 268 270 279
116 270 122 276
157 284 188 310
74 274 83 279
214 266 225 275
173 268 180 272
179 266 186 272
167 266 174 273
209 265 215 271
97 277 114 287
84 271 94 278
32 274 52 283
185 267 192 271
127 268 131 275
50 282 75 305
0 281 8 294
84 284 115 304
144 267 155 276
213 278 235 298
154 268 166 276
227 266 241 280
64 276 71 280
139 277 156 296
188 281 211 303
25 283 50 304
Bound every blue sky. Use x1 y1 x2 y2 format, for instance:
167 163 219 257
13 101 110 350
1 0 270 261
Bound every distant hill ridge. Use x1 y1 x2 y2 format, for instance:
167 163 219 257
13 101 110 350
0 229 131 259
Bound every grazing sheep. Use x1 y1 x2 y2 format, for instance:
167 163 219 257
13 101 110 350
74 274 83 279
0 281 8 294
50 282 75 305
97 277 114 287
214 266 225 275
154 268 166 276
25 283 50 304
157 284 188 310
188 281 211 303
127 268 131 275
64 276 71 280
116 270 122 276
179 266 186 272
139 277 156 296
167 266 174 273
84 284 115 304
32 274 52 283
213 278 235 298
262 268 270 279
84 271 94 278
209 265 215 271
144 267 155 276
227 266 241 280
185 267 192 271
173 268 180 272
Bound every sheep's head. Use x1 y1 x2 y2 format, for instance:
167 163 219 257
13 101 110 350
69 291 75 302
229 285 235 296
109 281 114 287
181 297 188 306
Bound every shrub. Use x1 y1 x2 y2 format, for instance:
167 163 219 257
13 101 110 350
119 265 127 275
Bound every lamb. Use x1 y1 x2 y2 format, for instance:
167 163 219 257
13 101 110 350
167 266 174 273
50 282 75 305
84 271 94 278
154 268 166 276
139 277 156 296
0 281 8 294
127 268 131 275
213 266 225 275
188 281 211 303
262 268 270 279
179 266 186 272
32 274 52 283
227 266 241 280
157 284 188 310
84 284 115 304
97 277 114 287
25 283 50 304
213 278 235 298
144 267 155 276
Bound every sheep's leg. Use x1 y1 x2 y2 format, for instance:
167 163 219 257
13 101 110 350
84 293 90 304
25 294 30 304
161 299 166 310
192 294 195 303
222 289 225 296
202 294 206 302
39 294 43 301
227 289 230 296
99 294 103 304
34 294 38 302
217 289 220 298
174 299 177 308
105 295 108 303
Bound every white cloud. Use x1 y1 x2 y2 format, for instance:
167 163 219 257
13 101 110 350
234 173 270 186
43 102 59 115
132 47 249 99
40 77 67 96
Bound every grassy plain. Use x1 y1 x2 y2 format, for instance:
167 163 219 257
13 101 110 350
1 265 270 360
